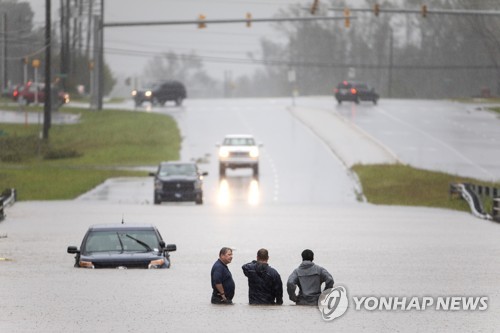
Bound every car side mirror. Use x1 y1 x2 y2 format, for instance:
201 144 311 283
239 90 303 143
201 171 208 176
67 246 79 254
148 172 156 177
165 244 177 252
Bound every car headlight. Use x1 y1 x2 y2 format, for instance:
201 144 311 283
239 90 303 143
145 90 152 97
148 258 165 269
79 260 94 269
154 180 163 191
131 90 137 96
219 148 229 158
249 147 259 158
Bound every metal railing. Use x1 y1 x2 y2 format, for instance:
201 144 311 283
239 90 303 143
0 188 16 221
493 198 500 222
450 183 499 222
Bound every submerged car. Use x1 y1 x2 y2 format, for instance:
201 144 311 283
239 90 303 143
334 81 379 105
217 134 262 177
67 223 177 269
149 161 208 205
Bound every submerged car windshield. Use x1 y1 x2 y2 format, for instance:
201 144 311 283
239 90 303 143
83 230 158 253
158 163 196 177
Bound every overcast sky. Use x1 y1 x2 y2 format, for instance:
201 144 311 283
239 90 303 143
26 0 311 82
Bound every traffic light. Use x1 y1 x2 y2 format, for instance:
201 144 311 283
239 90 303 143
246 12 252 27
310 0 319 15
198 14 206 29
344 8 350 28
421 5 428 18
374 3 380 17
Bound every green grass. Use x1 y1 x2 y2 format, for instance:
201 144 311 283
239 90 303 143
0 106 180 200
352 164 500 213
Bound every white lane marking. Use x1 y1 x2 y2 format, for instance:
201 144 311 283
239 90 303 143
378 109 495 179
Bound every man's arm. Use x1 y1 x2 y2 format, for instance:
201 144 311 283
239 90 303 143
321 267 334 290
214 283 228 302
286 270 299 302
274 271 283 305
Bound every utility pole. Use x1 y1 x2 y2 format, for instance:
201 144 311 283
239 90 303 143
97 0 104 110
60 0 70 91
43 0 52 140
1 13 6 92
388 28 393 98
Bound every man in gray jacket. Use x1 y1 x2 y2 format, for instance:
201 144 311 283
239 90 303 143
287 249 334 305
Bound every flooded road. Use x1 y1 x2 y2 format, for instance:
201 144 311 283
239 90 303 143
1 201 499 332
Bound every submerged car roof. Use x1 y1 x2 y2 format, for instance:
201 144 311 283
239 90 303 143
159 161 196 166
224 134 254 139
88 224 157 231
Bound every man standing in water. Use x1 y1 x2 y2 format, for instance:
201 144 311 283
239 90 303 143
211 247 235 304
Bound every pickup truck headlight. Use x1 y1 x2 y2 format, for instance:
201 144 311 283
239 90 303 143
145 90 152 97
131 90 137 96
249 147 259 158
219 147 229 158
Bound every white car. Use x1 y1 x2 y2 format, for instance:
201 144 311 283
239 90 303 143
217 134 262 177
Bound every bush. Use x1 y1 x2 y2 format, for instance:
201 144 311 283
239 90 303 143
0 135 41 162
43 148 82 160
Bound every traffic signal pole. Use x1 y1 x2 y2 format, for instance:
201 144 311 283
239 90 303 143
43 0 51 140
102 15 356 29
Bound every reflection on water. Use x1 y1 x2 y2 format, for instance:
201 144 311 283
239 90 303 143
217 178 231 206
216 175 260 206
247 179 260 206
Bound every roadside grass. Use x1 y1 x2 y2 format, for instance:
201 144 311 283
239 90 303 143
352 164 500 213
0 106 180 200
0 167 145 200
490 107 500 115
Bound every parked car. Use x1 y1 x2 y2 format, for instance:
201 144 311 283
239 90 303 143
217 134 263 177
67 223 177 269
334 81 379 105
13 81 70 106
132 80 186 107
149 161 208 205
2 84 20 99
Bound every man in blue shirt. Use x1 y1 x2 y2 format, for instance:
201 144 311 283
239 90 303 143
211 247 235 304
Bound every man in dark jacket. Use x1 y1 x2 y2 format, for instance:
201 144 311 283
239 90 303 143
287 249 334 306
242 248 283 305
211 247 235 304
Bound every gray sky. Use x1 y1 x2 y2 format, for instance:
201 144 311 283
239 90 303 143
27 0 305 81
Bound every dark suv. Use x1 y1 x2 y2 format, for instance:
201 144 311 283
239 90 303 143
334 81 379 105
149 161 208 205
132 80 186 107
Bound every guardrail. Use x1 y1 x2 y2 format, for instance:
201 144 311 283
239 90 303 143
493 198 500 222
465 184 499 199
450 183 498 221
0 188 16 221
